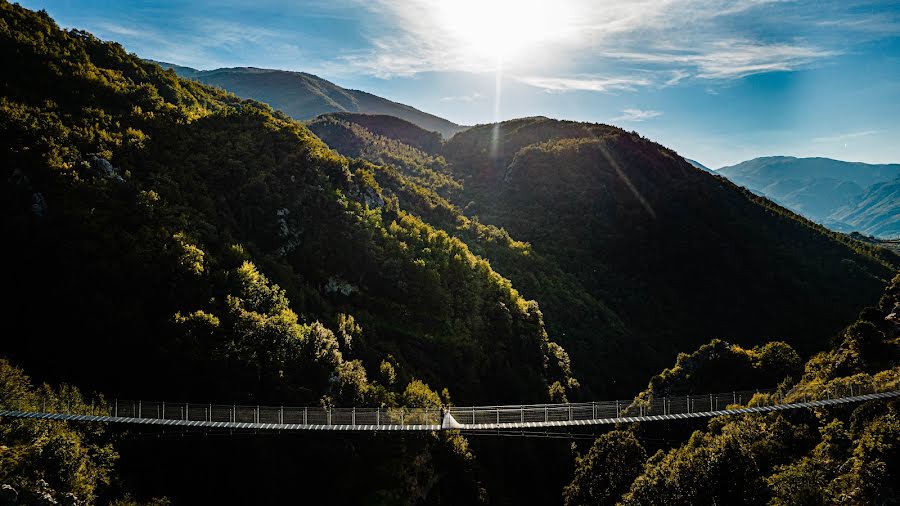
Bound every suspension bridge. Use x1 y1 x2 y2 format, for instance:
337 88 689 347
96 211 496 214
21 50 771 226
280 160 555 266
1 384 896 433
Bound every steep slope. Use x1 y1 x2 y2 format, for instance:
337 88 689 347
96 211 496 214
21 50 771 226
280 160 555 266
686 158 715 173
155 62 466 138
308 113 629 396
305 113 897 400
0 4 580 502
718 156 900 235
566 273 900 505
440 118 898 397
827 176 900 238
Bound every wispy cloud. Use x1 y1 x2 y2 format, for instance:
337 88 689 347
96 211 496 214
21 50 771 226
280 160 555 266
440 92 483 102
518 75 652 93
599 40 839 80
70 14 314 71
613 108 663 122
342 0 867 86
813 130 880 143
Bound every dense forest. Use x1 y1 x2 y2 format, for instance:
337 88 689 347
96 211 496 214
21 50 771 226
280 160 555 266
565 273 900 505
0 2 897 504
310 112 898 398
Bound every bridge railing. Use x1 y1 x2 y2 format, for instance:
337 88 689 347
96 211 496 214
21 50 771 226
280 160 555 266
0 380 890 429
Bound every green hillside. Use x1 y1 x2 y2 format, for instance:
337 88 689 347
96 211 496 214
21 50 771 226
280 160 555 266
310 113 897 398
566 273 900 505
1 3 898 504
0 4 580 501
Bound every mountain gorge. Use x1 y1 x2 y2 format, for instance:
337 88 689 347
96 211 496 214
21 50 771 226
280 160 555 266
312 113 896 398
0 2 898 504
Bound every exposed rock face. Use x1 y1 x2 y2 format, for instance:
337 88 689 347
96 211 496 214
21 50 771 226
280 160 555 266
348 182 385 209
31 192 46 217
362 187 385 208
325 277 357 296
887 303 900 337
88 155 125 183
275 207 302 255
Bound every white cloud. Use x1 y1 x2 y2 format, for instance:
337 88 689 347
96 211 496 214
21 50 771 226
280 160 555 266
342 0 851 85
518 75 652 93
613 108 663 122
440 92 483 102
813 130 879 143
599 40 839 80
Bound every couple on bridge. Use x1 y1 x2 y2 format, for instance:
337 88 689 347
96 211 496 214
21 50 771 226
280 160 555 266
439 405 463 429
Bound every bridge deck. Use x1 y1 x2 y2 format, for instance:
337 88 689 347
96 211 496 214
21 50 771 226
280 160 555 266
1 385 896 432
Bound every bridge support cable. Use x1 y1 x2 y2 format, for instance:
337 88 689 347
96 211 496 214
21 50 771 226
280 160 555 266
0 384 897 432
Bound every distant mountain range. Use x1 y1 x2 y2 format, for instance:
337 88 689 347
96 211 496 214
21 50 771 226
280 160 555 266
154 61 465 138
716 156 900 238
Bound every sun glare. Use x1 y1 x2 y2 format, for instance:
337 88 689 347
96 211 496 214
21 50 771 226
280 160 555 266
436 0 576 66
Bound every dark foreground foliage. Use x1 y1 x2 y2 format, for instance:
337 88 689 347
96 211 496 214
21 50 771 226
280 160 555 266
566 273 900 505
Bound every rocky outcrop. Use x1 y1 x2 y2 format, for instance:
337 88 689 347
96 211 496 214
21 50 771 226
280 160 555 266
87 155 125 183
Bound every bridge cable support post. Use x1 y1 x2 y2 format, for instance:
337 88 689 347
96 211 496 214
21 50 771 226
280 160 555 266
304 407 308 425
616 400 620 418
544 406 548 423
208 404 212 422
687 395 690 414
280 406 284 425
161 402 165 420
256 405 260 424
184 402 188 421
352 407 356 428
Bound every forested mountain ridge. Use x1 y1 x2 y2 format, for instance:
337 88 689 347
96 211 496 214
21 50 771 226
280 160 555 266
0 3 575 502
719 156 900 238
310 113 898 399
1 2 898 504
565 273 900 505
154 61 466 138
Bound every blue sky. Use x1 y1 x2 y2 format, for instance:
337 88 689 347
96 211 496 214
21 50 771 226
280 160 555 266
23 0 900 168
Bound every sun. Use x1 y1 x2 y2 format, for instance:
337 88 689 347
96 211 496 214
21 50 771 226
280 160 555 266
435 0 577 66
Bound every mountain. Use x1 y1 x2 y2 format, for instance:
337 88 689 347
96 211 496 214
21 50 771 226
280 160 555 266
307 113 898 401
718 156 900 236
0 4 572 502
686 158 714 172
827 176 900 238
155 61 466 138
1 3 898 504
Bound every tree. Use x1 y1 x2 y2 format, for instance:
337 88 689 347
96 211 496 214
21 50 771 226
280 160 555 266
563 430 646 506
